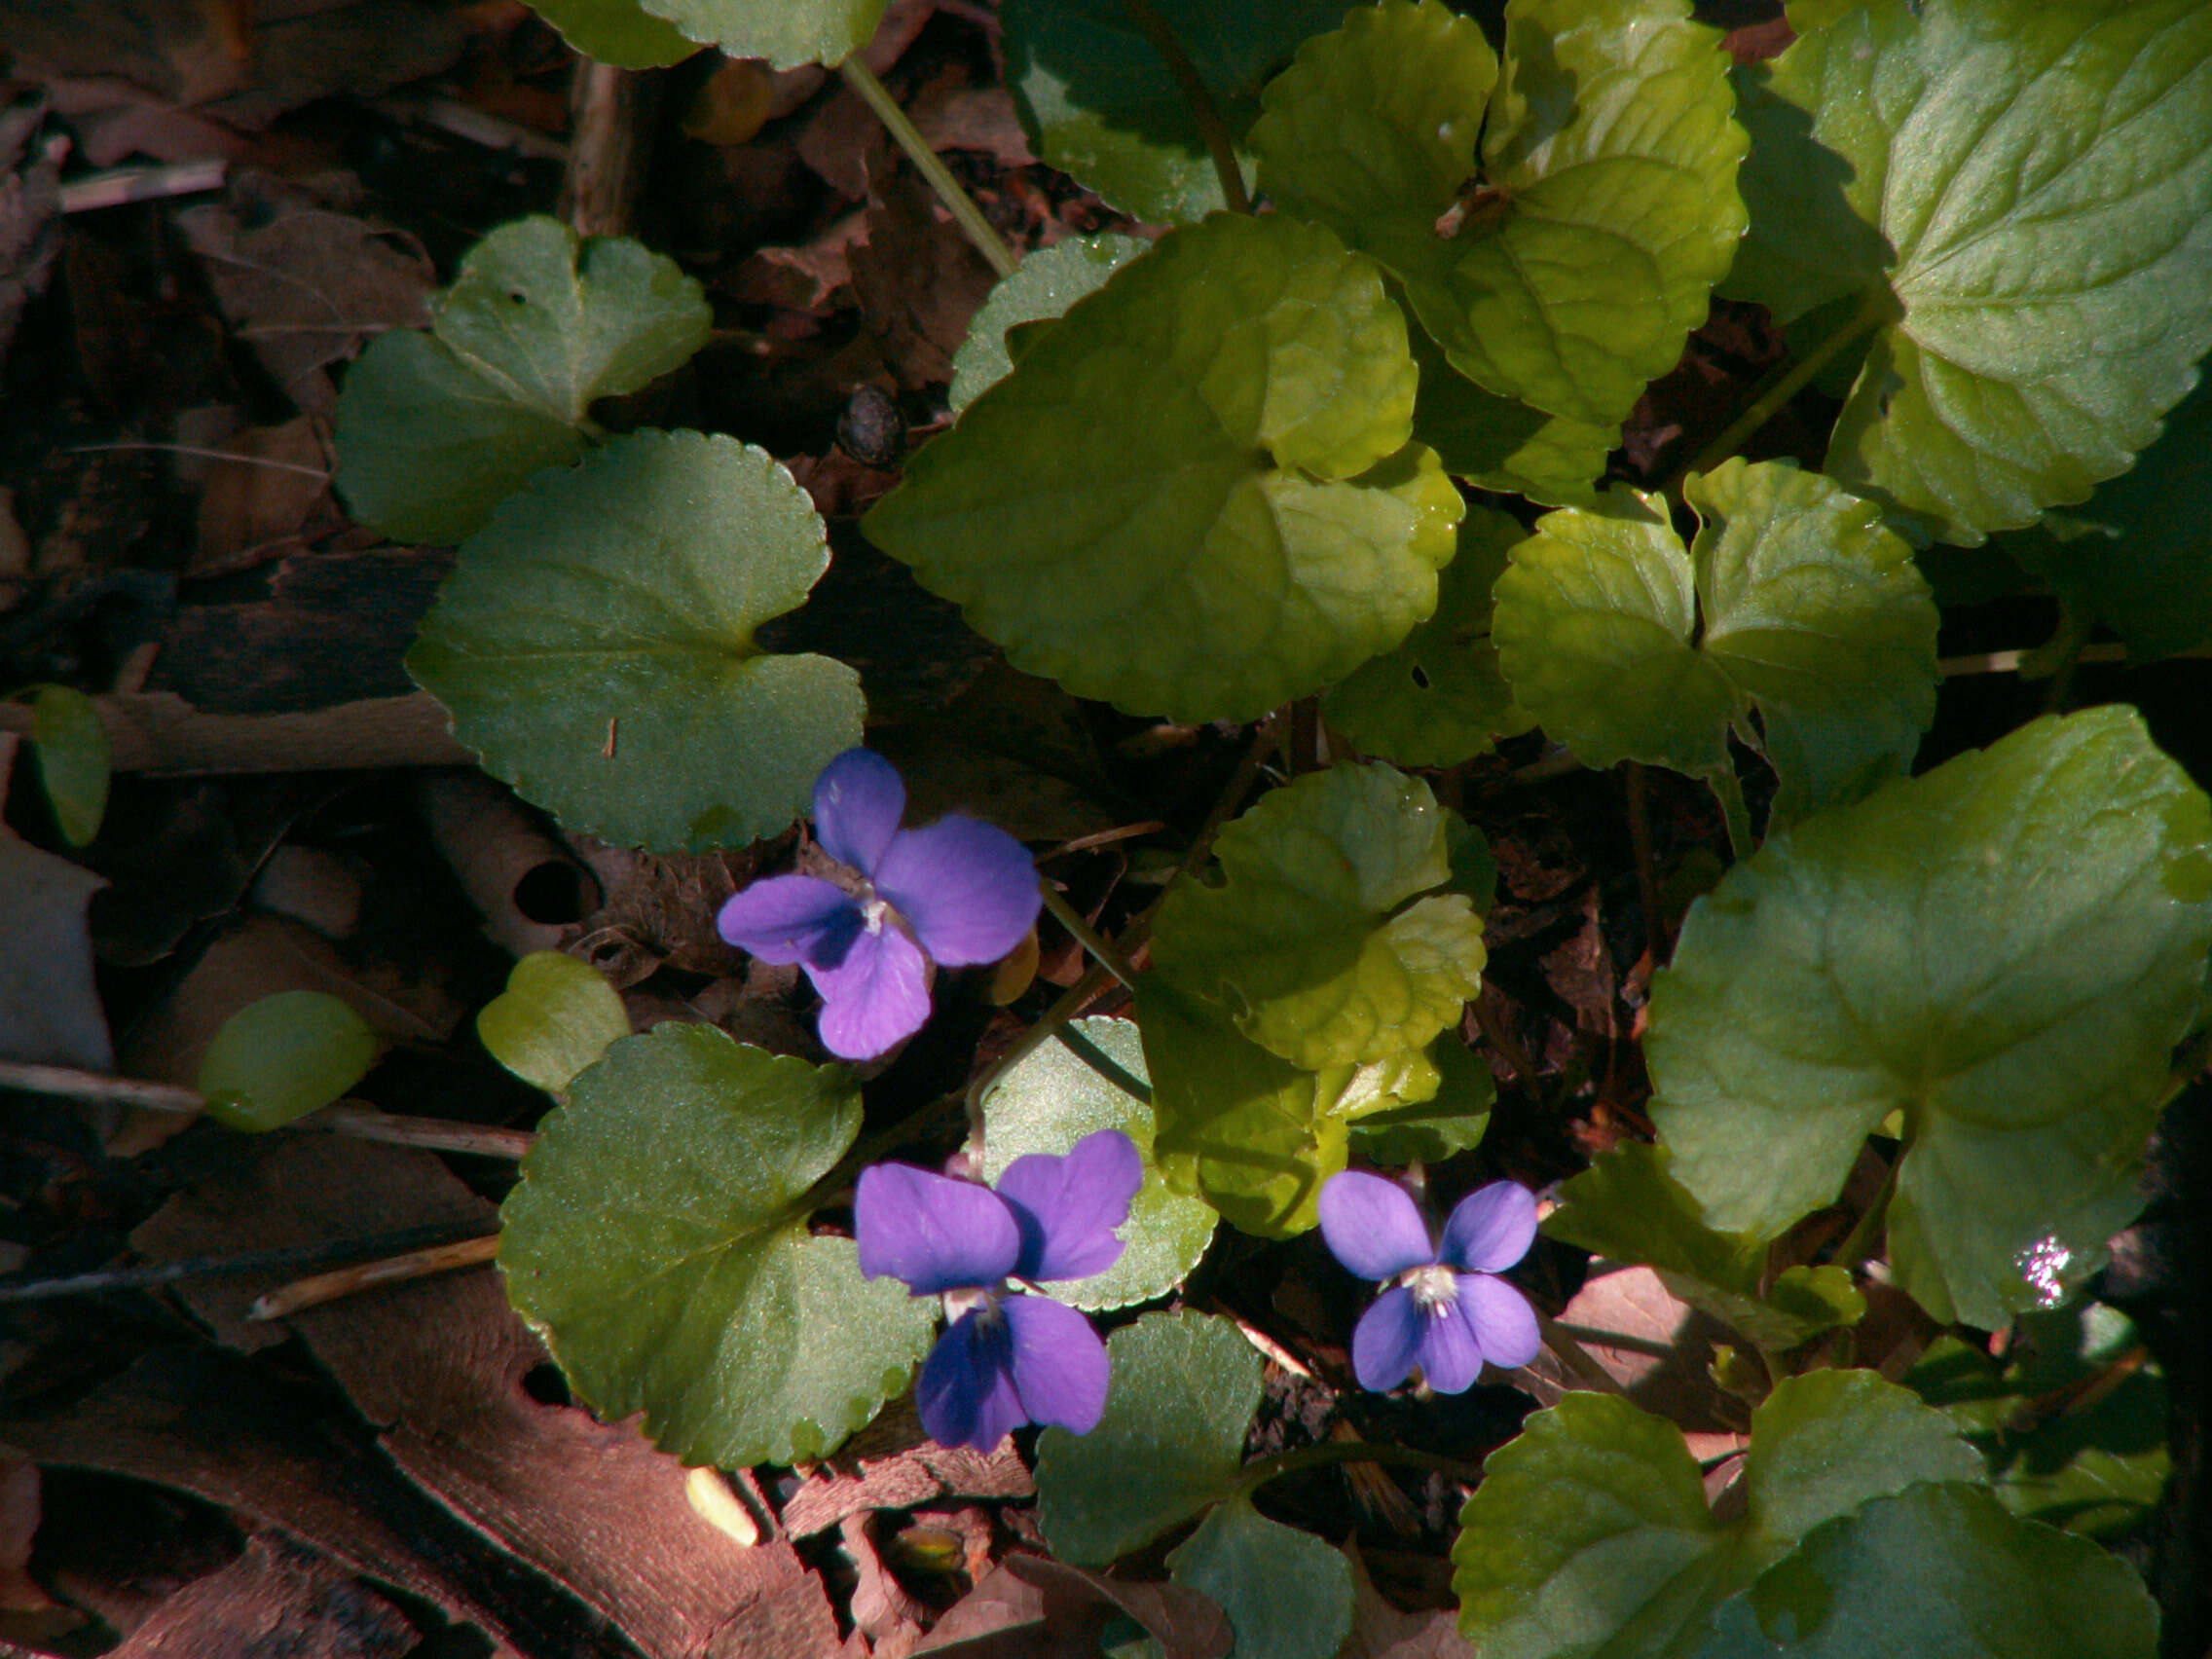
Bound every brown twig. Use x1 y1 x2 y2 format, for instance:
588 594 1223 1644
0 1223 491 1304
247 1233 501 1320
0 691 470 774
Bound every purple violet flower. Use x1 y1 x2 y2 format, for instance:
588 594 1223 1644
1318 1172 1542 1393
856 1128 1142 1451
717 749 1042 1061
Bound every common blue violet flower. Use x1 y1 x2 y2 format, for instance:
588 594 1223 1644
717 749 1042 1061
855 1129 1141 1451
1318 1172 1542 1392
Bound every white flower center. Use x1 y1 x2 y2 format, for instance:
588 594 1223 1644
860 894 891 935
1402 1263 1459 1315
941 1284 1004 1326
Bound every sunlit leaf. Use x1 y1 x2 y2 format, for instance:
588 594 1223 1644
866 212 1459 723
1138 979 1442 1238
1493 461 1937 820
1253 0 1746 429
1153 763 1485 1071
1726 0 2212 545
335 216 711 542
1034 1309 1261 1566
1348 1035 1494 1167
28 684 109 847
633 0 883 68
199 991 381 1132
476 951 633 1094
1648 707 2212 1328
1408 321 1613 505
1546 1142 1863 1350
522 0 698 66
500 1023 935 1466
1453 1373 1983 1656
949 234 1150 415
1168 1495 1353 1659
1322 507 1534 769
1700 1484 2157 1658
409 429 864 852
978 1016 1215 1311
1908 1301 2170 1538
1002 0 1353 222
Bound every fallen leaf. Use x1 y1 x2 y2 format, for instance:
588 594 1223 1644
1544 1262 1747 1448
109 1531 416 1659
176 178 433 414
1339 1545 1471 1659
784 1442 1033 1538
842 1512 929 1658
190 417 339 576
850 161 997 390
0 98 63 372
0 830 112 1069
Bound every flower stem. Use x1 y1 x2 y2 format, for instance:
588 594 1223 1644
1670 287 1894 491
1119 0 1250 213
1233 1436 1486 1494
967 962 1119 1124
1538 1312 1630 1395
1039 881 1141 991
839 57 1019 279
1706 764 1753 863
1830 1153 1899 1272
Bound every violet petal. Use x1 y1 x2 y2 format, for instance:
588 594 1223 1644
813 749 906 877
716 875 860 968
916 1307 1027 1452
1002 1293 1111 1434
995 1129 1142 1283
1440 1180 1538 1275
810 925 931 1061
1417 1286 1485 1394
1348 1285 1424 1392
875 817 1042 968
1456 1272 1541 1370
854 1162 1022 1295
1318 1171 1435 1281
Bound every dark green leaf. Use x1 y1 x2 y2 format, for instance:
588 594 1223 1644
632 0 883 67
1167 1495 1353 1659
1035 1309 1261 1566
409 429 863 852
522 0 699 66
29 684 109 847
499 1023 935 1466
1648 707 2212 1327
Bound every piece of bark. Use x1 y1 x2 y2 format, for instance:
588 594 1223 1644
113 1531 416 1659
129 1137 845 1659
783 1443 1033 1538
190 417 340 576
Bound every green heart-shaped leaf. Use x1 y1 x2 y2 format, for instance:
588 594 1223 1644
1168 1494 1353 1659
1648 706 2212 1328
476 951 633 1094
1347 1034 1494 1167
522 0 698 66
1253 0 1746 430
1724 0 2212 546
28 684 110 848
335 216 711 542
978 1017 1215 1312
200 991 381 1132
864 211 1461 723
1546 1142 1863 1351
1002 0 1353 223
1322 506 1535 769
1453 1372 1983 1657
1408 319 1613 505
1152 763 1485 1070
1034 1309 1261 1566
409 429 864 852
1699 1484 2157 1659
949 234 1151 416
632 0 883 68
499 1023 935 1466
1493 461 1938 821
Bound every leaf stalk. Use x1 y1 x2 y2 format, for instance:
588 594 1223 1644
1120 0 1251 213
839 57 1019 279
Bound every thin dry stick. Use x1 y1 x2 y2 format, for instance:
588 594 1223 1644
0 1060 203 1112
839 57 1019 279
0 1224 493 1304
69 441 331 480
247 1233 501 1321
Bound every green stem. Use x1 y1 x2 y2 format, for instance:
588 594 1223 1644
966 962 1118 1124
1831 1155 1899 1272
807 1088 972 1215
1039 881 1141 991
1233 1437 1486 1495
839 58 1019 279
1671 288 1893 490
1120 0 1250 213
1706 765 1754 863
